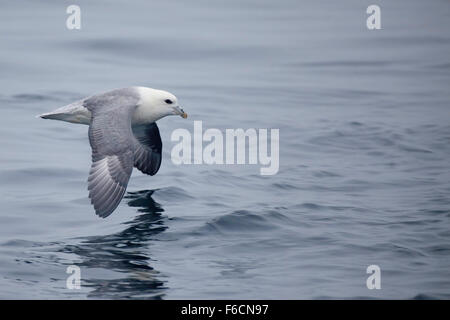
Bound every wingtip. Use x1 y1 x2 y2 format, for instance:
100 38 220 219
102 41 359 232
95 211 110 219
90 192 121 219
90 197 115 218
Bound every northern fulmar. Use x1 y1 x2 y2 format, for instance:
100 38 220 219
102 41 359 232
39 87 187 218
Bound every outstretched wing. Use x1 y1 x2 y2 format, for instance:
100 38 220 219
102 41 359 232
132 123 162 176
85 89 138 218
87 153 133 218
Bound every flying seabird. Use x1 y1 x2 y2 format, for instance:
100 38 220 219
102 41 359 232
39 87 187 218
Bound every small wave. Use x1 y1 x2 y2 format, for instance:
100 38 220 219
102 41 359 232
271 182 298 190
1 239 60 248
198 209 291 234
151 186 195 202
12 93 59 102
0 167 82 185
312 170 341 178
397 144 433 154
293 202 365 213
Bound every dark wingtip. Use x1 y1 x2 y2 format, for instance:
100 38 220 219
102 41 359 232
90 193 123 219
89 194 114 219
95 210 112 218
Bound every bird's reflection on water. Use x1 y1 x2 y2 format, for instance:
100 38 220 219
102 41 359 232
60 190 168 299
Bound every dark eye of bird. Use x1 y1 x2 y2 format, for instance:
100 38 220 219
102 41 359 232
165 99 173 104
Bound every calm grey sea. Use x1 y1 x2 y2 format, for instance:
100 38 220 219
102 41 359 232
0 0 449 299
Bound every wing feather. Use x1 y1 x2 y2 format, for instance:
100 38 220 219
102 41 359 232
85 90 139 218
87 155 132 218
131 123 162 175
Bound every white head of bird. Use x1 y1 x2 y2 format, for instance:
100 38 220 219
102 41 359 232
133 87 187 124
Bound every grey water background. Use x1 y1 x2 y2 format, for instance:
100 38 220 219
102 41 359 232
0 0 449 299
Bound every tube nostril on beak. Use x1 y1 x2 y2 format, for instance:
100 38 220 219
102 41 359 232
173 106 187 118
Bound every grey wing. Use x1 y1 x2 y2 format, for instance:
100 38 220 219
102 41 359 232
86 100 136 218
88 153 133 218
132 123 162 176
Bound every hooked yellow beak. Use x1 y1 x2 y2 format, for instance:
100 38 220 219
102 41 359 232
174 106 188 118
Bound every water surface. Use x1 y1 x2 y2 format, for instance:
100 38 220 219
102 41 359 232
0 0 449 299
